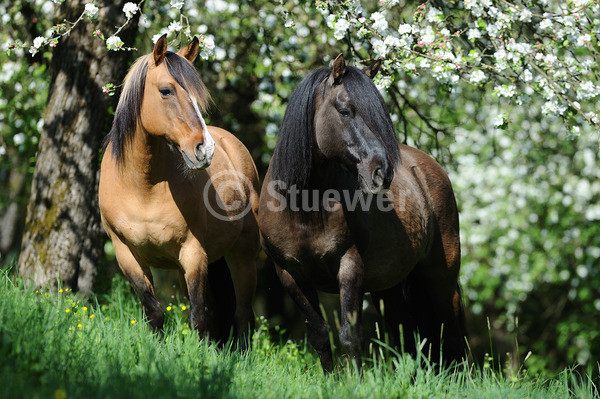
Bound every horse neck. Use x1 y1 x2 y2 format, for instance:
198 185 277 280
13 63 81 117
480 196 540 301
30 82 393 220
121 126 173 187
307 154 356 192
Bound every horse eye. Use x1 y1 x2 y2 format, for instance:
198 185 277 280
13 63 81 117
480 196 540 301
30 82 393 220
159 87 174 97
338 109 351 118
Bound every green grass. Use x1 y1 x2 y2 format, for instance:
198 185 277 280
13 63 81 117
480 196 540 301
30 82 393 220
0 269 597 399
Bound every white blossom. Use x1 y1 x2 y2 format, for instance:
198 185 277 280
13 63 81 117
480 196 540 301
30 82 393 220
519 8 532 22
13 133 26 145
326 14 336 29
496 84 516 98
199 36 215 60
539 18 553 31
467 28 481 40
170 0 184 10
384 36 401 48
168 21 182 32
370 12 388 32
122 2 138 19
577 33 592 46
33 36 45 49
543 53 558 65
426 7 443 23
577 81 600 100
29 36 45 56
333 19 350 40
470 69 486 84
493 114 505 127
106 36 123 51
202 36 215 52
371 38 387 58
541 100 567 115
398 24 412 35
420 26 435 45
375 76 392 91
84 3 99 19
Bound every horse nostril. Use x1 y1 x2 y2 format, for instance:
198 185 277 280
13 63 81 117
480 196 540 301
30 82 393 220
195 143 206 162
373 168 384 187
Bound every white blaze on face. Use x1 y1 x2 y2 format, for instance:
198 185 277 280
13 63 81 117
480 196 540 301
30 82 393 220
190 95 215 165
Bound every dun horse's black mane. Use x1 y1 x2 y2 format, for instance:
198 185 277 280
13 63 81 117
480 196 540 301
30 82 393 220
270 65 400 190
103 51 211 165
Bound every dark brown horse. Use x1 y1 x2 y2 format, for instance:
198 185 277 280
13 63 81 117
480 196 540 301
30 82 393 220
258 54 466 372
99 35 259 344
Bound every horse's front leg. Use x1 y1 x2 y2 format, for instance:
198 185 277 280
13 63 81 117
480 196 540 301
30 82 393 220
180 244 211 338
275 263 333 373
338 245 365 373
111 237 164 332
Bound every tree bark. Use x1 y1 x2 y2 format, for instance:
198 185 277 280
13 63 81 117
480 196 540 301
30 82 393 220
18 1 139 294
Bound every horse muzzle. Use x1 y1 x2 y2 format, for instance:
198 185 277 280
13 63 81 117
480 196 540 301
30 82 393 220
357 159 393 194
182 140 215 170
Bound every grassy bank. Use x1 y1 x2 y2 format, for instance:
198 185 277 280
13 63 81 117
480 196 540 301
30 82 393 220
0 269 596 398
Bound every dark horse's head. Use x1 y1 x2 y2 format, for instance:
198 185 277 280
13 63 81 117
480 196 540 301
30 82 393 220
272 54 399 194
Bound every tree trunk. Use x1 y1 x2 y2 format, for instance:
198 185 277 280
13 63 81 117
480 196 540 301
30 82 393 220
18 1 139 294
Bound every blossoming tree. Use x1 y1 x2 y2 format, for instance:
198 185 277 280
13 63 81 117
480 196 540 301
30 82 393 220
2 0 599 373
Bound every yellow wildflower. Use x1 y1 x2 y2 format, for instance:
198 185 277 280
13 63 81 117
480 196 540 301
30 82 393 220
77 324 82 329
90 314 95 319
166 306 172 311
65 309 71 313
83 307 88 311
130 320 136 325
181 305 187 311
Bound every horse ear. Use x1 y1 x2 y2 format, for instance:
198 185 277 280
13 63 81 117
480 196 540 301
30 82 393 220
178 36 199 63
153 34 168 66
363 59 381 80
328 53 346 86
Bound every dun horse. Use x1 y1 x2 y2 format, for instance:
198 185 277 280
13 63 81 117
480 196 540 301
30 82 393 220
99 35 259 343
258 54 466 372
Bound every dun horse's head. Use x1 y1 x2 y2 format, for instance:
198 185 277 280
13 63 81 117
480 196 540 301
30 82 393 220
314 54 397 194
142 34 214 170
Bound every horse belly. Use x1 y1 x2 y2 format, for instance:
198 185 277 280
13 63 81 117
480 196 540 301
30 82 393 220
361 200 433 292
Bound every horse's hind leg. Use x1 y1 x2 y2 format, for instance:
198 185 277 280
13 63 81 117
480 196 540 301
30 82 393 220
225 229 258 348
112 238 164 332
224 249 256 348
371 282 417 357
409 240 466 365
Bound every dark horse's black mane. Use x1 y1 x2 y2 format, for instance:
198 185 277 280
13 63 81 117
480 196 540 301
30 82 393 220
103 51 211 165
270 65 400 190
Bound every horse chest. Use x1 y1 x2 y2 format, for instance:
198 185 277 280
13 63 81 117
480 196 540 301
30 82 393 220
260 212 351 288
109 199 188 260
